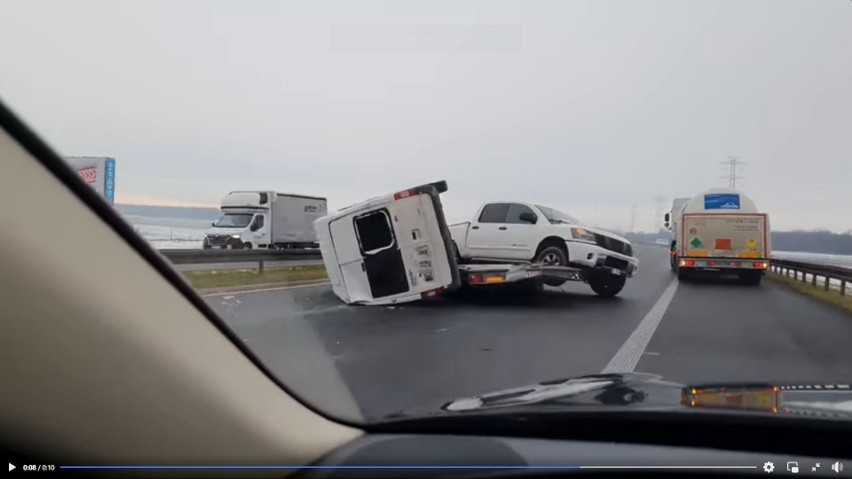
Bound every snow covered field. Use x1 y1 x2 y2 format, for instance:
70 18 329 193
131 224 205 249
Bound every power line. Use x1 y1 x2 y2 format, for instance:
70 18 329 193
719 156 746 189
653 196 665 233
629 203 637 233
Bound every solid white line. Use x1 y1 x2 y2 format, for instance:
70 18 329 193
601 278 679 374
202 281 330 297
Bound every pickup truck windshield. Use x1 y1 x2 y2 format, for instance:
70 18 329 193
214 213 253 228
535 205 580 225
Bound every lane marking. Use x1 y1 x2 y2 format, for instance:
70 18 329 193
202 281 330 297
602 278 679 374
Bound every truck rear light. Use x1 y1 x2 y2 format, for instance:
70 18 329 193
753 262 768 269
484 275 506 284
731 261 741 267
393 189 416 200
421 288 443 299
679 260 695 267
707 261 716 267
468 274 484 284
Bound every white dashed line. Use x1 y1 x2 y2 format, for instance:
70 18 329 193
602 278 679 374
202 281 330 297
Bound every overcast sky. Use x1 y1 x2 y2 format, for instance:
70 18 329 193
1 0 850 232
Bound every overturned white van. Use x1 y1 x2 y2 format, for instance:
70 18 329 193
314 181 462 305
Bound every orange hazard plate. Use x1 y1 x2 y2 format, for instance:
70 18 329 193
715 238 732 250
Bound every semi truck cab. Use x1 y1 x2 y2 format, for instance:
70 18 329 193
204 192 270 249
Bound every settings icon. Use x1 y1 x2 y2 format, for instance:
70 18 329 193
763 461 775 473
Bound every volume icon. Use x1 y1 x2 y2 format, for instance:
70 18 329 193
832 462 843 473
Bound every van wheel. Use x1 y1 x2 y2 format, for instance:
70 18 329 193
243 243 252 250
535 245 569 286
589 273 626 297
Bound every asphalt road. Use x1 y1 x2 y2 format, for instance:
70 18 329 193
204 245 852 421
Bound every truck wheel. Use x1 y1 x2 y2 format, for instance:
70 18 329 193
589 273 626 297
524 278 544 295
738 271 762 286
535 245 569 286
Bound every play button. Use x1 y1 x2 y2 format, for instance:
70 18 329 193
9 463 15 472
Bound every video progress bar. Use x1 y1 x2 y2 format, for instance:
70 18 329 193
58 465 759 470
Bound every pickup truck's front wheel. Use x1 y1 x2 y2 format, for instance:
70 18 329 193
589 272 626 297
535 245 569 286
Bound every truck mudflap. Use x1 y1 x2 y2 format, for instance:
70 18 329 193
458 263 583 286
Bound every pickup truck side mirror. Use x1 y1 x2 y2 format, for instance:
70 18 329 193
211 222 216 227
519 212 538 224
664 213 670 222
664 221 670 229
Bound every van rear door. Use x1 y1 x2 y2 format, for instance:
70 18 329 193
328 182 460 305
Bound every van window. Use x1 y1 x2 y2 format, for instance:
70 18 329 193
478 203 509 223
354 209 395 254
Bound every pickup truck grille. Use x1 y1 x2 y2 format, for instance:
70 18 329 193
594 234 633 257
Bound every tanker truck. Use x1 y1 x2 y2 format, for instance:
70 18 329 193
664 188 771 285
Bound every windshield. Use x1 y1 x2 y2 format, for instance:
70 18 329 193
5 0 851 428
213 213 253 228
535 205 580 225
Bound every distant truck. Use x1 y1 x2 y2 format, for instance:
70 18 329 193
449 202 638 297
204 191 327 249
665 188 771 284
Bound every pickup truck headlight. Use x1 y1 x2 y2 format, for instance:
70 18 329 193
571 228 597 243
231 234 241 239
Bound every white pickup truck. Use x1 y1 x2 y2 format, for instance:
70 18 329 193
449 202 638 296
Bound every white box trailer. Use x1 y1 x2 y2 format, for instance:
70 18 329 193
664 188 771 284
205 191 327 249
315 181 582 305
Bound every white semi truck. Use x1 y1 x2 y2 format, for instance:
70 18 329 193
204 191 327 250
665 188 771 284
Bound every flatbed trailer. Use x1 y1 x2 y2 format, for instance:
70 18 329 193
457 263 583 288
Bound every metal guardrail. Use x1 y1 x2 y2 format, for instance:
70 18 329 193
160 249 322 273
770 259 852 296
